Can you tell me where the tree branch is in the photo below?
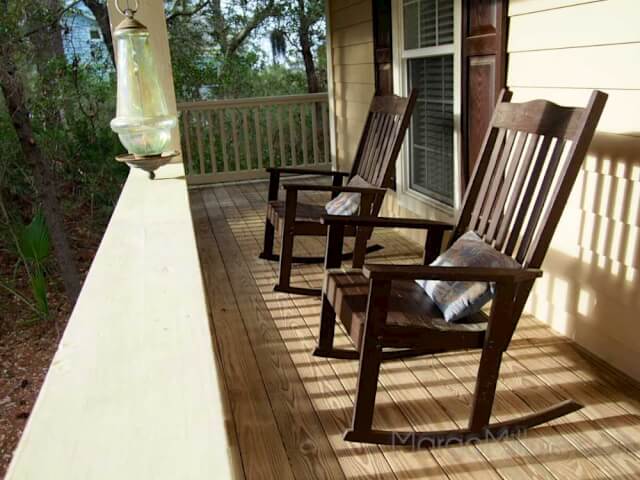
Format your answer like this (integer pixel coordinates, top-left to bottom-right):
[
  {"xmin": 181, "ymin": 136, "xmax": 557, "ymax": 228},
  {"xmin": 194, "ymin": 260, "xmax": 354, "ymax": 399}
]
[
  {"xmin": 225, "ymin": 0, "xmax": 276, "ymax": 57},
  {"xmin": 166, "ymin": 0, "xmax": 209, "ymax": 24}
]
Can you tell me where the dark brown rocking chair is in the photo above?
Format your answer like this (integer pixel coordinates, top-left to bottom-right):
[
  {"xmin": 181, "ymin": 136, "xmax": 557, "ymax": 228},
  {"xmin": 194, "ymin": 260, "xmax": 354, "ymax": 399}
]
[
  {"xmin": 259, "ymin": 91, "xmax": 417, "ymax": 296},
  {"xmin": 314, "ymin": 89, "xmax": 607, "ymax": 447}
]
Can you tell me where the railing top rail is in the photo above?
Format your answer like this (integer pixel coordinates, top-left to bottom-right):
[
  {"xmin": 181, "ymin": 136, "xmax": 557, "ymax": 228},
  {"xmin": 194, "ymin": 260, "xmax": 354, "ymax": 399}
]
[
  {"xmin": 177, "ymin": 92, "xmax": 328, "ymax": 111},
  {"xmin": 5, "ymin": 164, "xmax": 235, "ymax": 480}
]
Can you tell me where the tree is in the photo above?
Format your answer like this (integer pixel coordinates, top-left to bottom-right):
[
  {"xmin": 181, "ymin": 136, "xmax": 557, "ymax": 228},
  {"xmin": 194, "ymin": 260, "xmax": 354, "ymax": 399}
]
[
  {"xmin": 0, "ymin": 0, "xmax": 81, "ymax": 304},
  {"xmin": 294, "ymin": 0, "xmax": 324, "ymax": 93},
  {"xmin": 209, "ymin": 0, "xmax": 278, "ymax": 60},
  {"xmin": 269, "ymin": 0, "xmax": 326, "ymax": 93}
]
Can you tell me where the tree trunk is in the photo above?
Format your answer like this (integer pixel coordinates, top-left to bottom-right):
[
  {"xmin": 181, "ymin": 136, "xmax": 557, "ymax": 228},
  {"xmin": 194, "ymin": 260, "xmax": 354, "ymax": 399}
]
[
  {"xmin": 0, "ymin": 49, "xmax": 81, "ymax": 304},
  {"xmin": 297, "ymin": 0, "xmax": 320, "ymax": 93},
  {"xmin": 82, "ymin": 0, "xmax": 115, "ymax": 68}
]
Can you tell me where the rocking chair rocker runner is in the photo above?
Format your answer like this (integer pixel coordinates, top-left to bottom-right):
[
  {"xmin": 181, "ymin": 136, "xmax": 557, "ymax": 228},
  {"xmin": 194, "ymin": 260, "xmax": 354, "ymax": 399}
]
[
  {"xmin": 259, "ymin": 91, "xmax": 418, "ymax": 296},
  {"xmin": 314, "ymin": 89, "xmax": 607, "ymax": 447}
]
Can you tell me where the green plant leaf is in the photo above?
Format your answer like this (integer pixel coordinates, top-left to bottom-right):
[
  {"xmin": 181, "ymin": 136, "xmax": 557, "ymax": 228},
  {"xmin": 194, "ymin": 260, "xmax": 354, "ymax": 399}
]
[
  {"xmin": 17, "ymin": 211, "xmax": 50, "ymax": 263},
  {"xmin": 30, "ymin": 267, "xmax": 49, "ymax": 317}
]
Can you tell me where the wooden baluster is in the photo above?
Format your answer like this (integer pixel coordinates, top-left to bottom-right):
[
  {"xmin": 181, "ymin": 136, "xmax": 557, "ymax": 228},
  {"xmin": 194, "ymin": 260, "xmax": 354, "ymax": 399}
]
[
  {"xmin": 231, "ymin": 109, "xmax": 240, "ymax": 171},
  {"xmin": 206, "ymin": 111, "xmax": 217, "ymax": 173},
  {"xmin": 288, "ymin": 105, "xmax": 296, "ymax": 166},
  {"xmin": 242, "ymin": 109, "xmax": 252, "ymax": 170},
  {"xmin": 300, "ymin": 103, "xmax": 309, "ymax": 167},
  {"xmin": 278, "ymin": 106, "xmax": 286, "ymax": 166},
  {"xmin": 311, "ymin": 101, "xmax": 319, "ymax": 165},
  {"xmin": 322, "ymin": 101, "xmax": 329, "ymax": 164},
  {"xmin": 266, "ymin": 108, "xmax": 275, "ymax": 168},
  {"xmin": 219, "ymin": 109, "xmax": 229, "ymax": 174},
  {"xmin": 254, "ymin": 108, "xmax": 263, "ymax": 170},
  {"xmin": 181, "ymin": 110, "xmax": 193, "ymax": 174},
  {"xmin": 194, "ymin": 111, "xmax": 206, "ymax": 174}
]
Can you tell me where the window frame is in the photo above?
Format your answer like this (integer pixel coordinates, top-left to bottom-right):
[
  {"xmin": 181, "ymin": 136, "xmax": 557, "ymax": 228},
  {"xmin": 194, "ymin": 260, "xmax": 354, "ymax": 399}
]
[{"xmin": 391, "ymin": 0, "xmax": 463, "ymax": 215}]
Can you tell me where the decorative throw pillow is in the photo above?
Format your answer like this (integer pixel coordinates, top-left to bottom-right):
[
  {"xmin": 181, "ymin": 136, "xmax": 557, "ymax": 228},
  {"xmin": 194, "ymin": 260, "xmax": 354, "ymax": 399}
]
[
  {"xmin": 325, "ymin": 175, "xmax": 372, "ymax": 216},
  {"xmin": 416, "ymin": 231, "xmax": 521, "ymax": 323}
]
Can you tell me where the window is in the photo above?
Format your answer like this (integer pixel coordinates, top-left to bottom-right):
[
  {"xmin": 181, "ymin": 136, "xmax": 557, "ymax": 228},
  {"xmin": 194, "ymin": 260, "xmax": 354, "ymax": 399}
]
[{"xmin": 401, "ymin": 0, "xmax": 455, "ymax": 206}]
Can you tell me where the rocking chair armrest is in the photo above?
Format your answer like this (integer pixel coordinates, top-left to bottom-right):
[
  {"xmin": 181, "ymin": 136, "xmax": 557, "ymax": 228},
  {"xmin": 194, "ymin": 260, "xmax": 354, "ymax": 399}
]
[
  {"xmin": 321, "ymin": 215, "xmax": 454, "ymax": 231},
  {"xmin": 362, "ymin": 264, "xmax": 543, "ymax": 283},
  {"xmin": 282, "ymin": 184, "xmax": 387, "ymax": 195},
  {"xmin": 266, "ymin": 167, "xmax": 350, "ymax": 177}
]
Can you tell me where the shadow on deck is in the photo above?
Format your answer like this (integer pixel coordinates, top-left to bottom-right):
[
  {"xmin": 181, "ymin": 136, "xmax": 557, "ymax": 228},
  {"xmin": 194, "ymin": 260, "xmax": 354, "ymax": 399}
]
[{"xmin": 189, "ymin": 179, "xmax": 640, "ymax": 480}]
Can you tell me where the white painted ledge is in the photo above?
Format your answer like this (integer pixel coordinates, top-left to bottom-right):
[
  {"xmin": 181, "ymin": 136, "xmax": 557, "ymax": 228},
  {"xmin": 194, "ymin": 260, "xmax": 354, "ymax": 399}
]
[{"xmin": 6, "ymin": 163, "xmax": 233, "ymax": 480}]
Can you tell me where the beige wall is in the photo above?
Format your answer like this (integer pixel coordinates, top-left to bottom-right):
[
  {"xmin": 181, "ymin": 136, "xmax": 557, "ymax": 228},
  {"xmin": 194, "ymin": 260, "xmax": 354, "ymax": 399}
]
[
  {"xmin": 507, "ymin": 0, "xmax": 640, "ymax": 381},
  {"xmin": 327, "ymin": 0, "xmax": 640, "ymax": 381},
  {"xmin": 328, "ymin": 0, "xmax": 376, "ymax": 172}
]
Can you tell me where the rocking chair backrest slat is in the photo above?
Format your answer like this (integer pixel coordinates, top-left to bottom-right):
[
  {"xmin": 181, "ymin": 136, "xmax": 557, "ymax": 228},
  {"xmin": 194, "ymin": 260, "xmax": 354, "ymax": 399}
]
[
  {"xmin": 477, "ymin": 129, "xmax": 518, "ymax": 235},
  {"xmin": 493, "ymin": 133, "xmax": 541, "ymax": 251},
  {"xmin": 468, "ymin": 128, "xmax": 508, "ymax": 231},
  {"xmin": 514, "ymin": 138, "xmax": 567, "ymax": 264},
  {"xmin": 485, "ymin": 131, "xmax": 529, "ymax": 241},
  {"xmin": 349, "ymin": 91, "xmax": 418, "ymax": 205},
  {"xmin": 500, "ymin": 135, "xmax": 552, "ymax": 255},
  {"xmin": 453, "ymin": 89, "xmax": 608, "ymax": 273}
]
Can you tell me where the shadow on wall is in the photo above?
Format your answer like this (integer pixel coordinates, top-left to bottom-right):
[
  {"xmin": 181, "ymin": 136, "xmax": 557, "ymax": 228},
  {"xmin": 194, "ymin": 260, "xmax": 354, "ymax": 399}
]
[{"xmin": 528, "ymin": 131, "xmax": 640, "ymax": 379}]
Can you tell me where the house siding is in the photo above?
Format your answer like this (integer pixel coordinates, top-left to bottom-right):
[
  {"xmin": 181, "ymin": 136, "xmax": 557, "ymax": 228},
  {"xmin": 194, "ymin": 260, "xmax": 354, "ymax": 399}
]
[
  {"xmin": 506, "ymin": 0, "xmax": 640, "ymax": 381},
  {"xmin": 328, "ymin": 0, "xmax": 376, "ymax": 172}
]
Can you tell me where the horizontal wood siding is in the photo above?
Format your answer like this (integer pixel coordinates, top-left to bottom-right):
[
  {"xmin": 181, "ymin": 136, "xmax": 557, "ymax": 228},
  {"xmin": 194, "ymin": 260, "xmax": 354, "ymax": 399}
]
[
  {"xmin": 506, "ymin": 0, "xmax": 640, "ymax": 381},
  {"xmin": 329, "ymin": 0, "xmax": 375, "ymax": 172}
]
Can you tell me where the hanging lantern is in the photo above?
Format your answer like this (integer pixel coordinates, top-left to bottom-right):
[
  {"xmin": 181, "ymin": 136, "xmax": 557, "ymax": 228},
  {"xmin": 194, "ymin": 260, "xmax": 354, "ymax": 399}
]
[{"xmin": 111, "ymin": 0, "xmax": 178, "ymax": 178}]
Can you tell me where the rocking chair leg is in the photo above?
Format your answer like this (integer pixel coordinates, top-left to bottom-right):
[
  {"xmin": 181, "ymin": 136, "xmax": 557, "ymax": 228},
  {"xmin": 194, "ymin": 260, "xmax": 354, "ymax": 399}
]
[
  {"xmin": 259, "ymin": 218, "xmax": 276, "ymax": 260},
  {"xmin": 276, "ymin": 227, "xmax": 294, "ymax": 291},
  {"xmin": 312, "ymin": 294, "xmax": 337, "ymax": 357},
  {"xmin": 469, "ymin": 347, "xmax": 504, "ymax": 432},
  {"xmin": 345, "ymin": 279, "xmax": 390, "ymax": 439},
  {"xmin": 346, "ymin": 337, "xmax": 382, "ymax": 437}
]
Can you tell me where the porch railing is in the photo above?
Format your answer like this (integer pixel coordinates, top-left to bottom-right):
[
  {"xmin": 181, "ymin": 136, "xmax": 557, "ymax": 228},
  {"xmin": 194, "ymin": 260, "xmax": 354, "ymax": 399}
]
[{"xmin": 178, "ymin": 93, "xmax": 332, "ymax": 185}]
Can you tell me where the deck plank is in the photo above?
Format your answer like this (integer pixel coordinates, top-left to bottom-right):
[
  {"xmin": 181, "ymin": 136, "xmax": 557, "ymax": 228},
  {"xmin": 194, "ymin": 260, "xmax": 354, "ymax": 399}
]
[
  {"xmin": 191, "ymin": 191, "xmax": 296, "ymax": 480},
  {"xmin": 191, "ymin": 179, "xmax": 640, "ymax": 480}
]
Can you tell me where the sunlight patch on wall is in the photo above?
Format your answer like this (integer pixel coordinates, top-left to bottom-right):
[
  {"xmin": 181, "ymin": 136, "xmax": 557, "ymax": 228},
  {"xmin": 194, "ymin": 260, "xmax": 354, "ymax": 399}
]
[{"xmin": 577, "ymin": 288, "xmax": 593, "ymax": 317}]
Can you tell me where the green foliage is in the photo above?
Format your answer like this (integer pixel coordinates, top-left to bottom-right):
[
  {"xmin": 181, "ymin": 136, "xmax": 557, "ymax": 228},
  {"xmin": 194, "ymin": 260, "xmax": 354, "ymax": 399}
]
[
  {"xmin": 166, "ymin": 0, "xmax": 327, "ymax": 101},
  {"xmin": 17, "ymin": 211, "xmax": 50, "ymax": 263},
  {"xmin": 10, "ymin": 211, "xmax": 51, "ymax": 318}
]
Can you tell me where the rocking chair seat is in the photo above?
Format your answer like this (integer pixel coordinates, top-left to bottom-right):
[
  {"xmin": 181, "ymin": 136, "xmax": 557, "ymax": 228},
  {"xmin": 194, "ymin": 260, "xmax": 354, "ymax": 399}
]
[
  {"xmin": 267, "ymin": 200, "xmax": 357, "ymax": 236},
  {"xmin": 325, "ymin": 269, "xmax": 487, "ymax": 349}
]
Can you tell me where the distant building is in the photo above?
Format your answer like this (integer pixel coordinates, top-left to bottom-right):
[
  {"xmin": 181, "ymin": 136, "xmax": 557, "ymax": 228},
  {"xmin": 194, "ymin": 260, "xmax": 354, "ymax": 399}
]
[{"xmin": 62, "ymin": 4, "xmax": 108, "ymax": 65}]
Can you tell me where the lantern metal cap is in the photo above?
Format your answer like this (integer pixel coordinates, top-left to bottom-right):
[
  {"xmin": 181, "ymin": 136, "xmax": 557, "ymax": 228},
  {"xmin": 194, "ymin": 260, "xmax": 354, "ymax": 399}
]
[
  {"xmin": 114, "ymin": 0, "xmax": 146, "ymax": 33},
  {"xmin": 115, "ymin": 16, "xmax": 148, "ymax": 33}
]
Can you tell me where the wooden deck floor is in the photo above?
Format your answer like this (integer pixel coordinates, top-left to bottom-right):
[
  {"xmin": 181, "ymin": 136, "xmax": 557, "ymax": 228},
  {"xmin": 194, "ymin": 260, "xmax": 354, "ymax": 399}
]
[{"xmin": 190, "ymin": 180, "xmax": 640, "ymax": 480}]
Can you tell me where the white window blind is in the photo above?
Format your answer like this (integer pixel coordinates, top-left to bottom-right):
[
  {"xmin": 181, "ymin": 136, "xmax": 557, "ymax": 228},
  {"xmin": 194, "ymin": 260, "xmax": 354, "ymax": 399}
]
[{"xmin": 403, "ymin": 0, "xmax": 454, "ymax": 206}]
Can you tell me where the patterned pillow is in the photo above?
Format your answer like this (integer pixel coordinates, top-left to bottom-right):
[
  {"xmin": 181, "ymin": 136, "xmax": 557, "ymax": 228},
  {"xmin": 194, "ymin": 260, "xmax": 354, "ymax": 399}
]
[
  {"xmin": 325, "ymin": 175, "xmax": 372, "ymax": 216},
  {"xmin": 415, "ymin": 231, "xmax": 521, "ymax": 323}
]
